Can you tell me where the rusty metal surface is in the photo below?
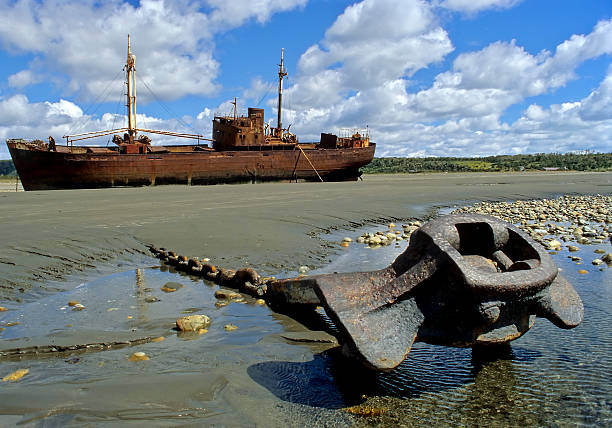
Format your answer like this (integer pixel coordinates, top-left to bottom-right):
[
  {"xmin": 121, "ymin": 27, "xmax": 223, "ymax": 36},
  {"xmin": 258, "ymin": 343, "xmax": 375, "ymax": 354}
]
[
  {"xmin": 270, "ymin": 214, "xmax": 584, "ymax": 371},
  {"xmin": 7, "ymin": 140, "xmax": 375, "ymax": 190}
]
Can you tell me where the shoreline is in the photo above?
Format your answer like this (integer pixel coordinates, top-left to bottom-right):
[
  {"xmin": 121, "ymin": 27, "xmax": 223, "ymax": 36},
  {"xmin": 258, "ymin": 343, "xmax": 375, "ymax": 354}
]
[{"xmin": 0, "ymin": 172, "xmax": 610, "ymax": 302}]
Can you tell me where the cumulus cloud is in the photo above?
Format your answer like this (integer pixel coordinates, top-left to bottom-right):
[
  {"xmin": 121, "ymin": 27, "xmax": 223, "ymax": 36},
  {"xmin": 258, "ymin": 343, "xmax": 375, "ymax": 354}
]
[
  {"xmin": 0, "ymin": 0, "xmax": 306, "ymax": 100},
  {"xmin": 280, "ymin": 7, "xmax": 612, "ymax": 157},
  {"xmin": 438, "ymin": 0, "xmax": 522, "ymax": 14},
  {"xmin": 8, "ymin": 70, "xmax": 41, "ymax": 88},
  {"xmin": 206, "ymin": 0, "xmax": 307, "ymax": 28},
  {"xmin": 1, "ymin": 0, "xmax": 611, "ymax": 160}
]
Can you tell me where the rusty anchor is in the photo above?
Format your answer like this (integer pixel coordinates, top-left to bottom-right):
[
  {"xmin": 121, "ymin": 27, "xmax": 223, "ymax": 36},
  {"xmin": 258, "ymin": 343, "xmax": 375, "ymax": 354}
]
[{"xmin": 267, "ymin": 213, "xmax": 583, "ymax": 371}]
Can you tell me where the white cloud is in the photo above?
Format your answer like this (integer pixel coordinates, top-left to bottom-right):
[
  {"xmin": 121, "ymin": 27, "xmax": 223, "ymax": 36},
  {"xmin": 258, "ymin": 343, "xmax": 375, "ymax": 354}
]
[
  {"xmin": 438, "ymin": 0, "xmax": 522, "ymax": 14},
  {"xmin": 8, "ymin": 70, "xmax": 40, "ymax": 88},
  {"xmin": 0, "ymin": 0, "xmax": 307, "ymax": 102},
  {"xmin": 206, "ymin": 0, "xmax": 307, "ymax": 28},
  {"xmin": 281, "ymin": 11, "xmax": 612, "ymax": 157},
  {"xmin": 580, "ymin": 67, "xmax": 612, "ymax": 121}
]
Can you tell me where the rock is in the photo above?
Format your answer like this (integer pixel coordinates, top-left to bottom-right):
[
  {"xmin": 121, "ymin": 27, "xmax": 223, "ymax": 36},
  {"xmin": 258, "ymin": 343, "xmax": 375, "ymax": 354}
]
[
  {"xmin": 215, "ymin": 289, "xmax": 241, "ymax": 300},
  {"xmin": 602, "ymin": 253, "xmax": 612, "ymax": 263},
  {"xmin": 578, "ymin": 269, "xmax": 588, "ymax": 274},
  {"xmin": 128, "ymin": 352, "xmax": 149, "ymax": 361},
  {"xmin": 0, "ymin": 307, "xmax": 6, "ymax": 312},
  {"xmin": 234, "ymin": 268, "xmax": 260, "ymax": 285},
  {"xmin": 594, "ymin": 249, "xmax": 606, "ymax": 254},
  {"xmin": 72, "ymin": 304, "xmax": 85, "ymax": 311},
  {"xmin": 256, "ymin": 299, "xmax": 266, "ymax": 305},
  {"xmin": 548, "ymin": 240, "xmax": 562, "ymax": 250},
  {"xmin": 224, "ymin": 324, "xmax": 238, "ymax": 331},
  {"xmin": 342, "ymin": 237, "xmax": 353, "ymax": 242},
  {"xmin": 388, "ymin": 223, "xmax": 395, "ymax": 228},
  {"xmin": 2, "ymin": 369, "xmax": 29, "ymax": 382},
  {"xmin": 298, "ymin": 266, "xmax": 309, "ymax": 274},
  {"xmin": 592, "ymin": 259, "xmax": 603, "ymax": 266},
  {"xmin": 176, "ymin": 315, "xmax": 211, "ymax": 332},
  {"xmin": 145, "ymin": 296, "xmax": 160, "ymax": 303},
  {"xmin": 68, "ymin": 300, "xmax": 80, "ymax": 307},
  {"xmin": 151, "ymin": 336, "xmax": 165, "ymax": 342},
  {"xmin": 161, "ymin": 282, "xmax": 183, "ymax": 293},
  {"xmin": 369, "ymin": 236, "xmax": 382, "ymax": 245},
  {"xmin": 568, "ymin": 246, "xmax": 580, "ymax": 252}
]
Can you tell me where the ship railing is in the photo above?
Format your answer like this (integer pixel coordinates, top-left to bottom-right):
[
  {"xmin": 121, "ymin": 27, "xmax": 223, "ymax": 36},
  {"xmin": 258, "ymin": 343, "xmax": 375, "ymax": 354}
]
[
  {"xmin": 63, "ymin": 128, "xmax": 211, "ymax": 147},
  {"xmin": 339, "ymin": 127, "xmax": 370, "ymax": 140}
]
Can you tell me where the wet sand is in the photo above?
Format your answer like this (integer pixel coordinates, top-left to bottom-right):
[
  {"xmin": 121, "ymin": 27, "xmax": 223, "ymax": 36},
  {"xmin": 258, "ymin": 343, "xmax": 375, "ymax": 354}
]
[
  {"xmin": 0, "ymin": 171, "xmax": 610, "ymax": 301},
  {"xmin": 0, "ymin": 171, "xmax": 610, "ymax": 426}
]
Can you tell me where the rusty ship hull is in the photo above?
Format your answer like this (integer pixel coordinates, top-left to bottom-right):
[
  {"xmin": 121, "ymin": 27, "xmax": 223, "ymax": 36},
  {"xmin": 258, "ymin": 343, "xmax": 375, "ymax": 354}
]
[{"xmin": 7, "ymin": 140, "xmax": 375, "ymax": 190}]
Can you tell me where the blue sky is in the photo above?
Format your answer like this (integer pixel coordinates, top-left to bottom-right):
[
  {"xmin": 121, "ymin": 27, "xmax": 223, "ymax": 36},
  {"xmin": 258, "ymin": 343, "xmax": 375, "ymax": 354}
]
[{"xmin": 0, "ymin": 0, "xmax": 611, "ymax": 159}]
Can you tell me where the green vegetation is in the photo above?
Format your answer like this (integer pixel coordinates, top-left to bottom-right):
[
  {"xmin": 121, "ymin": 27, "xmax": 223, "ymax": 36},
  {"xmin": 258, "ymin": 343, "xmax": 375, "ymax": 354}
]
[
  {"xmin": 0, "ymin": 160, "xmax": 16, "ymax": 177},
  {"xmin": 362, "ymin": 152, "xmax": 612, "ymax": 174}
]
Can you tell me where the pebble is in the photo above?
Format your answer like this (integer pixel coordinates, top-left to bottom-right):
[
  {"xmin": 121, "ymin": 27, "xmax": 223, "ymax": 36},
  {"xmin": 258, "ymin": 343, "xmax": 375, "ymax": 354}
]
[
  {"xmin": 214, "ymin": 290, "xmax": 241, "ymax": 300},
  {"xmin": 161, "ymin": 282, "xmax": 183, "ymax": 293},
  {"xmin": 256, "ymin": 299, "xmax": 266, "ymax": 305},
  {"xmin": 342, "ymin": 237, "xmax": 353, "ymax": 242},
  {"xmin": 2, "ymin": 369, "xmax": 29, "ymax": 382},
  {"xmin": 340, "ymin": 242, "xmax": 350, "ymax": 247},
  {"xmin": 452, "ymin": 195, "xmax": 611, "ymax": 248},
  {"xmin": 176, "ymin": 315, "xmax": 211, "ymax": 332},
  {"xmin": 224, "ymin": 324, "xmax": 238, "ymax": 331},
  {"xmin": 298, "ymin": 266, "xmax": 309, "ymax": 274},
  {"xmin": 128, "ymin": 352, "xmax": 149, "ymax": 361},
  {"xmin": 0, "ymin": 307, "xmax": 6, "ymax": 312},
  {"xmin": 568, "ymin": 246, "xmax": 580, "ymax": 252},
  {"xmin": 68, "ymin": 301, "xmax": 80, "ymax": 307},
  {"xmin": 72, "ymin": 304, "xmax": 85, "ymax": 311},
  {"xmin": 151, "ymin": 336, "xmax": 165, "ymax": 343},
  {"xmin": 578, "ymin": 269, "xmax": 588, "ymax": 274},
  {"xmin": 592, "ymin": 259, "xmax": 603, "ymax": 265}
]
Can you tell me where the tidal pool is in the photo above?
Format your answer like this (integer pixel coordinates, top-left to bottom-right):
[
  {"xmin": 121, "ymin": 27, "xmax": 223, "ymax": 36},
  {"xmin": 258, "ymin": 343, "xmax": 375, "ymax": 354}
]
[{"xmin": 0, "ymin": 224, "xmax": 609, "ymax": 427}]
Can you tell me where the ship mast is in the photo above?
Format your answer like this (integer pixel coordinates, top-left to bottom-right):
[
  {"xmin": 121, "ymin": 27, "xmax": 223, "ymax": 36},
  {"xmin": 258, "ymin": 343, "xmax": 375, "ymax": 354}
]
[
  {"xmin": 125, "ymin": 35, "xmax": 137, "ymax": 142},
  {"xmin": 277, "ymin": 48, "xmax": 287, "ymax": 138}
]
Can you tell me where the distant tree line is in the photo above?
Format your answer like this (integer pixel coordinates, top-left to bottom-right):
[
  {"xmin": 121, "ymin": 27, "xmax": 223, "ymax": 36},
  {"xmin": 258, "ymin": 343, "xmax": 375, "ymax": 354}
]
[{"xmin": 361, "ymin": 152, "xmax": 612, "ymax": 174}]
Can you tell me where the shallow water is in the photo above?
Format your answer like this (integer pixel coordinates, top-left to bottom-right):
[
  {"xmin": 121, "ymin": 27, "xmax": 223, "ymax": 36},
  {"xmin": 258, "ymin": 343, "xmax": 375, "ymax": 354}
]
[{"xmin": 0, "ymin": 223, "xmax": 610, "ymax": 426}]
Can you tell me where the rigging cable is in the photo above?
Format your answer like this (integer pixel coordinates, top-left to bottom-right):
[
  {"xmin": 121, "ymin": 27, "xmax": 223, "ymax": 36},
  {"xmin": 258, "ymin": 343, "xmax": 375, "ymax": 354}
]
[
  {"xmin": 256, "ymin": 81, "xmax": 274, "ymax": 107},
  {"xmin": 66, "ymin": 69, "xmax": 124, "ymax": 136},
  {"xmin": 137, "ymin": 74, "xmax": 200, "ymax": 134}
]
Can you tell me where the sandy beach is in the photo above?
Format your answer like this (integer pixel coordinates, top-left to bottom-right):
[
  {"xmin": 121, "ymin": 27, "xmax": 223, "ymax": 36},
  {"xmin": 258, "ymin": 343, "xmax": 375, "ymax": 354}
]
[
  {"xmin": 0, "ymin": 171, "xmax": 610, "ymax": 426},
  {"xmin": 1, "ymin": 171, "xmax": 610, "ymax": 301}
]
